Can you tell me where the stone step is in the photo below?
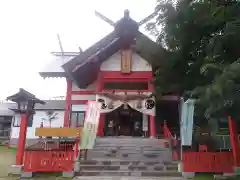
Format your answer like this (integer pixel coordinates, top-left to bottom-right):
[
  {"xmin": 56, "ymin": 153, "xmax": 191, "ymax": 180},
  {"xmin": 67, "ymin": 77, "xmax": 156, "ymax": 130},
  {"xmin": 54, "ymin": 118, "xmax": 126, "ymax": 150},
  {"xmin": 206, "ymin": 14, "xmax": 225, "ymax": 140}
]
[
  {"xmin": 78, "ymin": 159, "xmax": 178, "ymax": 166},
  {"xmin": 86, "ymin": 157, "xmax": 172, "ymax": 163},
  {"xmin": 74, "ymin": 176, "xmax": 183, "ymax": 180},
  {"xmin": 93, "ymin": 146, "xmax": 170, "ymax": 151},
  {"xmin": 95, "ymin": 137, "xmax": 168, "ymax": 141},
  {"xmin": 88, "ymin": 150, "xmax": 172, "ymax": 156},
  {"xmin": 79, "ymin": 164, "xmax": 178, "ymax": 171},
  {"xmin": 77, "ymin": 137, "xmax": 178, "ymax": 178},
  {"xmin": 77, "ymin": 170, "xmax": 182, "ymax": 177},
  {"xmin": 95, "ymin": 139, "xmax": 169, "ymax": 145},
  {"xmin": 94, "ymin": 143, "xmax": 169, "ymax": 148}
]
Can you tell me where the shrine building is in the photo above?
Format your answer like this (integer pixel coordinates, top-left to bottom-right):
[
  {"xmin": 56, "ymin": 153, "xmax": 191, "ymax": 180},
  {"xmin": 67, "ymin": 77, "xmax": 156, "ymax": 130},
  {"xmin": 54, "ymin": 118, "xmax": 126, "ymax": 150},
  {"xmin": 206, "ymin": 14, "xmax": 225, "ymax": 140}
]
[{"xmin": 39, "ymin": 10, "xmax": 180, "ymax": 138}]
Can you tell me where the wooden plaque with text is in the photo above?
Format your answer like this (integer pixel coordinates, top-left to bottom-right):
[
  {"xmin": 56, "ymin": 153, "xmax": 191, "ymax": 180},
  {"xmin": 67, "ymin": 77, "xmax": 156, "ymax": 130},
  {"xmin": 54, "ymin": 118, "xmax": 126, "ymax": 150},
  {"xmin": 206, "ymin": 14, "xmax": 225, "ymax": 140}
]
[{"xmin": 121, "ymin": 49, "xmax": 132, "ymax": 73}]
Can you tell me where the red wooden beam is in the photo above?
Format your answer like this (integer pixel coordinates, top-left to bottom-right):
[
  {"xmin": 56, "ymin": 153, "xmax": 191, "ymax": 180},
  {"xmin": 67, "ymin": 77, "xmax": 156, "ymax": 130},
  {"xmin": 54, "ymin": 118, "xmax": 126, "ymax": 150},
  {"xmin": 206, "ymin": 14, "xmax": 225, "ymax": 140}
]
[
  {"xmin": 101, "ymin": 71, "xmax": 153, "ymax": 79},
  {"xmin": 101, "ymin": 90, "xmax": 150, "ymax": 93}
]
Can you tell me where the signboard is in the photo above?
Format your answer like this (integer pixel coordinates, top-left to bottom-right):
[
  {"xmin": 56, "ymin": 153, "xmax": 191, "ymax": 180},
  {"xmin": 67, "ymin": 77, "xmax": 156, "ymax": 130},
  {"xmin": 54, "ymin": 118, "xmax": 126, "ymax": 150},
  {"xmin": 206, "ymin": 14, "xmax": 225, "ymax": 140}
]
[
  {"xmin": 80, "ymin": 101, "xmax": 101, "ymax": 149},
  {"xmin": 121, "ymin": 49, "xmax": 132, "ymax": 73}
]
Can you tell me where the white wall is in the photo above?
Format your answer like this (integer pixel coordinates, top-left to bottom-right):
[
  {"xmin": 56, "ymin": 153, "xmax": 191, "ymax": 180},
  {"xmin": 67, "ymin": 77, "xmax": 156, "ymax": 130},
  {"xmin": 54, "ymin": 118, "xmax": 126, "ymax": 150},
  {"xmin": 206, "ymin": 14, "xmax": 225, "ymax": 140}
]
[
  {"xmin": 71, "ymin": 95, "xmax": 96, "ymax": 101},
  {"xmin": 100, "ymin": 51, "xmax": 152, "ymax": 72},
  {"xmin": 71, "ymin": 104, "xmax": 87, "ymax": 111},
  {"xmin": 71, "ymin": 82, "xmax": 97, "ymax": 101},
  {"xmin": 11, "ymin": 110, "xmax": 64, "ymax": 139}
]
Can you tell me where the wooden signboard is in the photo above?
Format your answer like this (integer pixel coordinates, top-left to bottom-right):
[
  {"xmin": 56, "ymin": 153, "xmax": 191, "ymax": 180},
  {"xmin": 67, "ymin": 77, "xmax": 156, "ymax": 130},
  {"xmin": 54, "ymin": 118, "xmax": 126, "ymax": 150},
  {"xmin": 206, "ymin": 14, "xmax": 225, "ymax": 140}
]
[
  {"xmin": 121, "ymin": 49, "xmax": 132, "ymax": 73},
  {"xmin": 35, "ymin": 127, "xmax": 82, "ymax": 137}
]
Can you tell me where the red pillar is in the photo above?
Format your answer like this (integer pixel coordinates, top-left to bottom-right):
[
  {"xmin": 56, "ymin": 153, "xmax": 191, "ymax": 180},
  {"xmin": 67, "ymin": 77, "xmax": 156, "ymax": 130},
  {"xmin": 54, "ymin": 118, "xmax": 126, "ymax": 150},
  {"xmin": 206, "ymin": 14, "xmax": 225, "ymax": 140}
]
[
  {"xmin": 16, "ymin": 113, "xmax": 29, "ymax": 165},
  {"xmin": 229, "ymin": 116, "xmax": 239, "ymax": 166},
  {"xmin": 64, "ymin": 79, "xmax": 72, "ymax": 127},
  {"xmin": 96, "ymin": 72, "xmax": 104, "ymax": 136},
  {"xmin": 97, "ymin": 114, "xmax": 105, "ymax": 136},
  {"xmin": 149, "ymin": 115, "xmax": 156, "ymax": 138}
]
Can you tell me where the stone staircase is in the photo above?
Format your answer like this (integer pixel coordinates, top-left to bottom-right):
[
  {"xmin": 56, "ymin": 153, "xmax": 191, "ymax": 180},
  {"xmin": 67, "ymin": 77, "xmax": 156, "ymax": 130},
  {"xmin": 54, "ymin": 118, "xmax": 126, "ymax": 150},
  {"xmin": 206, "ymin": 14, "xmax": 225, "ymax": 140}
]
[{"xmin": 75, "ymin": 137, "xmax": 181, "ymax": 178}]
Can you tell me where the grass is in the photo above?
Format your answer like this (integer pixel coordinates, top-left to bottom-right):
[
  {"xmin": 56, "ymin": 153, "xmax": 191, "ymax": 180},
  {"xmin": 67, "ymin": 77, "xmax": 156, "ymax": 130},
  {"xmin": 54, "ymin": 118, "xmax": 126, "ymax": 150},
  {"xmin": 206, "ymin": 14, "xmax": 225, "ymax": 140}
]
[
  {"xmin": 0, "ymin": 146, "xmax": 15, "ymax": 178},
  {"xmin": 191, "ymin": 176, "xmax": 213, "ymax": 180}
]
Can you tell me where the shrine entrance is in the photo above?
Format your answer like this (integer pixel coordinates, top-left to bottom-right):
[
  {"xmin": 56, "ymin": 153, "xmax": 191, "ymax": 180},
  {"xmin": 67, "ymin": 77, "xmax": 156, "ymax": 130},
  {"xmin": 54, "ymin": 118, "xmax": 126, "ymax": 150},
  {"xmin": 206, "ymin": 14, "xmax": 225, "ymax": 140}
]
[{"xmin": 104, "ymin": 104, "xmax": 143, "ymax": 137}]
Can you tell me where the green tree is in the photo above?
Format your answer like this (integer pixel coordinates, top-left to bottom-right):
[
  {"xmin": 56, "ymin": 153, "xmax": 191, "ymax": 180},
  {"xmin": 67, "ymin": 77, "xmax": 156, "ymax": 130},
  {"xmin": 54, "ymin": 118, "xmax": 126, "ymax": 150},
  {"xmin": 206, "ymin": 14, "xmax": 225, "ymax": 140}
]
[{"xmin": 147, "ymin": 0, "xmax": 240, "ymax": 120}]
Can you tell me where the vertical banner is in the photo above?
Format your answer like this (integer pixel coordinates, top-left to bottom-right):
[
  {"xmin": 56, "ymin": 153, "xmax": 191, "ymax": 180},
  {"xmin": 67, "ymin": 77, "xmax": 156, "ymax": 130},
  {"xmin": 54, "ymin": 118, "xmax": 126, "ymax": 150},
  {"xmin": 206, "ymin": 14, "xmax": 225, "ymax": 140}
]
[
  {"xmin": 180, "ymin": 98, "xmax": 195, "ymax": 146},
  {"xmin": 80, "ymin": 101, "xmax": 101, "ymax": 149}
]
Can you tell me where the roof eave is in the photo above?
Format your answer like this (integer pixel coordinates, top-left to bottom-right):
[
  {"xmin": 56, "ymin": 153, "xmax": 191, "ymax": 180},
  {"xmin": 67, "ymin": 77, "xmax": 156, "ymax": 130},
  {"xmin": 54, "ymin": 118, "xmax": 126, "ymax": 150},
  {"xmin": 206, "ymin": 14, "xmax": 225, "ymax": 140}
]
[{"xmin": 39, "ymin": 72, "xmax": 67, "ymax": 78}]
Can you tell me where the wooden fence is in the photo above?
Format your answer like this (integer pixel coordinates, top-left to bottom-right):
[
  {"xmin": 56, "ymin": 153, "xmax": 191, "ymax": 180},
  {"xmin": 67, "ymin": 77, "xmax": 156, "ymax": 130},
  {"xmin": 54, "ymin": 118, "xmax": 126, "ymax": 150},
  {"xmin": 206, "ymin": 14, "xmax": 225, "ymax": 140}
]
[
  {"xmin": 182, "ymin": 152, "xmax": 234, "ymax": 173},
  {"xmin": 24, "ymin": 151, "xmax": 74, "ymax": 172}
]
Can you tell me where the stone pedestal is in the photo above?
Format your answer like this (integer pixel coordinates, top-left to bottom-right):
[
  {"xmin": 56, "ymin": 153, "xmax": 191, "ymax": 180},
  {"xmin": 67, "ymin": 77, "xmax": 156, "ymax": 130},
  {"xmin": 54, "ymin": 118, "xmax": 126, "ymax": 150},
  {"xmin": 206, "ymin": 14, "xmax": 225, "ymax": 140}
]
[
  {"xmin": 182, "ymin": 172, "xmax": 195, "ymax": 179},
  {"xmin": 62, "ymin": 171, "xmax": 74, "ymax": 177}
]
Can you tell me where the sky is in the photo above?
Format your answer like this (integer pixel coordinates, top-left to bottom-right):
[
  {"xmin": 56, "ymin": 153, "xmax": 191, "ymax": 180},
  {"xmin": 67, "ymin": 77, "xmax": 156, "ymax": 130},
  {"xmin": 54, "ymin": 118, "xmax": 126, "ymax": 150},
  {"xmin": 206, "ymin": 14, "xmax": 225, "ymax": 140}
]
[{"xmin": 0, "ymin": 0, "xmax": 156, "ymax": 100}]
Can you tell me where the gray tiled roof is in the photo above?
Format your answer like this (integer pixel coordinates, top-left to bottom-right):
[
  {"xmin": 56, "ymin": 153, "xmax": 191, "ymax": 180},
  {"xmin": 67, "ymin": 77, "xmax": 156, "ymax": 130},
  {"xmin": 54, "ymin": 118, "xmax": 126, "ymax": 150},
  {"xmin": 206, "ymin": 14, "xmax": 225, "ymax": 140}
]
[
  {"xmin": 0, "ymin": 103, "xmax": 16, "ymax": 116},
  {"xmin": 0, "ymin": 100, "xmax": 65, "ymax": 116},
  {"xmin": 35, "ymin": 100, "xmax": 65, "ymax": 110}
]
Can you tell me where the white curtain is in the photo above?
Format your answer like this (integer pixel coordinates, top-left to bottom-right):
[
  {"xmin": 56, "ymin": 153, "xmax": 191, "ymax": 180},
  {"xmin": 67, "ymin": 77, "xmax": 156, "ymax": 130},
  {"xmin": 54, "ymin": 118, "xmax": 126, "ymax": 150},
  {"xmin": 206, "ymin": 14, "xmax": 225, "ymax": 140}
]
[
  {"xmin": 127, "ymin": 97, "xmax": 155, "ymax": 116},
  {"xmin": 96, "ymin": 94, "xmax": 123, "ymax": 113},
  {"xmin": 96, "ymin": 93, "xmax": 155, "ymax": 116}
]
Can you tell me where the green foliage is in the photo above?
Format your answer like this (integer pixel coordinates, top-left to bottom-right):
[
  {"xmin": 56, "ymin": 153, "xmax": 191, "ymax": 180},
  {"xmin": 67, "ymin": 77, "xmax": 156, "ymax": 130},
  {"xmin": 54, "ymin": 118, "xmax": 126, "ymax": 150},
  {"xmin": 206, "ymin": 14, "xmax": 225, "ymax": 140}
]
[{"xmin": 148, "ymin": 0, "xmax": 240, "ymax": 120}]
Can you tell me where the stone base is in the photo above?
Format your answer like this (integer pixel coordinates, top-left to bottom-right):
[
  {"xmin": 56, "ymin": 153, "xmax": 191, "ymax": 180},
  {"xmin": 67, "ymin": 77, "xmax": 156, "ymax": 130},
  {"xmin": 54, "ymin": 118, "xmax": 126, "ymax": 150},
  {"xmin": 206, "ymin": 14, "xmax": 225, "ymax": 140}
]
[
  {"xmin": 9, "ymin": 164, "xmax": 22, "ymax": 176},
  {"xmin": 182, "ymin": 172, "xmax": 195, "ymax": 179},
  {"xmin": 74, "ymin": 161, "xmax": 80, "ymax": 172},
  {"xmin": 20, "ymin": 171, "xmax": 33, "ymax": 178},
  {"xmin": 149, "ymin": 136, "xmax": 156, "ymax": 139},
  {"xmin": 62, "ymin": 171, "xmax": 74, "ymax": 177},
  {"xmin": 178, "ymin": 162, "xmax": 183, "ymax": 172}
]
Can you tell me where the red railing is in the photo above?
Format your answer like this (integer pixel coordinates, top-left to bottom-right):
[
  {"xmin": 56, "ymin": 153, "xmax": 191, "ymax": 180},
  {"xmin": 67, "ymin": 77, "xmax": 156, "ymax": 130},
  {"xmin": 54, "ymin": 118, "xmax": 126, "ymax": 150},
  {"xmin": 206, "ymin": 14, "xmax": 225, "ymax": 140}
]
[
  {"xmin": 23, "ymin": 139, "xmax": 79, "ymax": 173},
  {"xmin": 163, "ymin": 120, "xmax": 173, "ymax": 139},
  {"xmin": 24, "ymin": 151, "xmax": 74, "ymax": 172},
  {"xmin": 163, "ymin": 120, "xmax": 179, "ymax": 160},
  {"xmin": 183, "ymin": 152, "xmax": 234, "ymax": 173}
]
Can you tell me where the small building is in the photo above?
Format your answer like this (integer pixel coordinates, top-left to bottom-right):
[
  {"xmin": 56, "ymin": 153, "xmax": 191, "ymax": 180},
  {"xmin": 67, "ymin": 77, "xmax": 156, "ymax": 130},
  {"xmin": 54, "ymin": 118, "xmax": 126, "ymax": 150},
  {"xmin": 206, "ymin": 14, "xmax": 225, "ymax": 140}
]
[
  {"xmin": 9, "ymin": 100, "xmax": 65, "ymax": 147},
  {"xmin": 0, "ymin": 102, "xmax": 14, "ymax": 142}
]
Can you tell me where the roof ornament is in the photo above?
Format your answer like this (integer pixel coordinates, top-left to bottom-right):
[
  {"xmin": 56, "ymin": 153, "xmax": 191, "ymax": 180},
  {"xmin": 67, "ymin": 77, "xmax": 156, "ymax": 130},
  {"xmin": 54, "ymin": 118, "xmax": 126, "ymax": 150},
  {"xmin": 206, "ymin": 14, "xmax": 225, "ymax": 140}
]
[
  {"xmin": 57, "ymin": 34, "xmax": 64, "ymax": 57},
  {"xmin": 94, "ymin": 9, "xmax": 158, "ymax": 27},
  {"xmin": 124, "ymin": 9, "xmax": 130, "ymax": 19}
]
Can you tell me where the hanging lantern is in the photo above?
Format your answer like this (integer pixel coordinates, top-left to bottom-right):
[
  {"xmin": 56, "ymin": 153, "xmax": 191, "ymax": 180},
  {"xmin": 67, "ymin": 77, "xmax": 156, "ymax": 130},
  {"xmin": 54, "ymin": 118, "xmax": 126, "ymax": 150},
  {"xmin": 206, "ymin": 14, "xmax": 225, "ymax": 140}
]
[
  {"xmin": 145, "ymin": 99, "xmax": 155, "ymax": 109},
  {"xmin": 98, "ymin": 98, "xmax": 105, "ymax": 103},
  {"xmin": 98, "ymin": 98, "xmax": 107, "ymax": 109}
]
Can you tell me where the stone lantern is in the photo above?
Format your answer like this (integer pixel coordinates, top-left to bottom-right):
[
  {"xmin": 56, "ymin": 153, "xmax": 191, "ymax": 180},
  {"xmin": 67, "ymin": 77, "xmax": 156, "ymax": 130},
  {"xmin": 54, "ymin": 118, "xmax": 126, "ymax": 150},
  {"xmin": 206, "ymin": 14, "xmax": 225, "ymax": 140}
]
[{"xmin": 7, "ymin": 88, "xmax": 45, "ymax": 165}]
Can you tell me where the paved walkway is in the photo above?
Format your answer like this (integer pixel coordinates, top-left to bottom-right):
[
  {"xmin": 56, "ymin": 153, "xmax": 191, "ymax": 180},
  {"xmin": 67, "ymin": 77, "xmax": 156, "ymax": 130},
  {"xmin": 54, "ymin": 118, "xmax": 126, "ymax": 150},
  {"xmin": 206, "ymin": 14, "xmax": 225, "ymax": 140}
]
[{"xmin": 74, "ymin": 177, "xmax": 183, "ymax": 180}]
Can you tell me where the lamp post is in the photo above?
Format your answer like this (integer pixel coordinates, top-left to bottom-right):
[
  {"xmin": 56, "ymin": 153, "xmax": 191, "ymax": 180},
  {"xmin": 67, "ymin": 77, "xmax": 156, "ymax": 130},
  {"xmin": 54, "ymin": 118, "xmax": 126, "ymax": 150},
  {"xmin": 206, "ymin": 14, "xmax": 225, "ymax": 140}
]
[{"xmin": 7, "ymin": 88, "xmax": 45, "ymax": 165}]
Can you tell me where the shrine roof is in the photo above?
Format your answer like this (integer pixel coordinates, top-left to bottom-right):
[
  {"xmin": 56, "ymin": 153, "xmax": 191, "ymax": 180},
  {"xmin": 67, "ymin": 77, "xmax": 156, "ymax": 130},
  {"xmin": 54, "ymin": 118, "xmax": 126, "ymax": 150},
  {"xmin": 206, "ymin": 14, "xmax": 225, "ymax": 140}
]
[
  {"xmin": 39, "ymin": 10, "xmax": 166, "ymax": 88},
  {"xmin": 62, "ymin": 14, "xmax": 165, "ymax": 88},
  {"xmin": 39, "ymin": 53, "xmax": 78, "ymax": 78}
]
